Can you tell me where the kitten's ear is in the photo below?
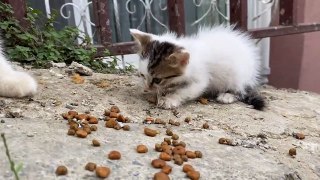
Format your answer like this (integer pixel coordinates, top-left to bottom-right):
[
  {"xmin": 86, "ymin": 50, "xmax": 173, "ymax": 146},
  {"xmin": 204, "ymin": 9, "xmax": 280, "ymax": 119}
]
[
  {"xmin": 168, "ymin": 51, "xmax": 190, "ymax": 67},
  {"xmin": 129, "ymin": 29, "xmax": 151, "ymax": 48}
]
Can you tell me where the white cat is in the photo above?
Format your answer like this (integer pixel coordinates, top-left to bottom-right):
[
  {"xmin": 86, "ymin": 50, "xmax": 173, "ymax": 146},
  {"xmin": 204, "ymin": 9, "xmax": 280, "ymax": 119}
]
[
  {"xmin": 0, "ymin": 41, "xmax": 37, "ymax": 98},
  {"xmin": 130, "ymin": 25, "xmax": 265, "ymax": 110}
]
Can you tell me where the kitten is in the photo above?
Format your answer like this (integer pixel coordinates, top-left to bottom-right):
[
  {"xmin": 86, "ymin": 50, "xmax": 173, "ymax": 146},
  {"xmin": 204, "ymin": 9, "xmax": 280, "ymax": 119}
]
[
  {"xmin": 130, "ymin": 25, "xmax": 265, "ymax": 110},
  {"xmin": 0, "ymin": 40, "xmax": 37, "ymax": 98}
]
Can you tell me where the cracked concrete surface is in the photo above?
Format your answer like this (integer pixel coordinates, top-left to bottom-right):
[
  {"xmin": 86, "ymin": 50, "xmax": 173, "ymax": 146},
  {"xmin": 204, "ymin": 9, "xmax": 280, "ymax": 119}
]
[{"xmin": 0, "ymin": 67, "xmax": 319, "ymax": 180}]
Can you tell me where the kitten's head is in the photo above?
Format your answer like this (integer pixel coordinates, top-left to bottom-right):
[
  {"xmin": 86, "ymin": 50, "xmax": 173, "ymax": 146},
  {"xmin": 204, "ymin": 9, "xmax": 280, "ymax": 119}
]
[{"xmin": 129, "ymin": 29, "xmax": 189, "ymax": 92}]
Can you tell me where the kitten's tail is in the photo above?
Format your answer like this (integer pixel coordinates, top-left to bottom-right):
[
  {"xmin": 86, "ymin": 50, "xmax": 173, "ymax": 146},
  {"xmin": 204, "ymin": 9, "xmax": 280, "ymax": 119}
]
[{"xmin": 239, "ymin": 88, "xmax": 265, "ymax": 111}]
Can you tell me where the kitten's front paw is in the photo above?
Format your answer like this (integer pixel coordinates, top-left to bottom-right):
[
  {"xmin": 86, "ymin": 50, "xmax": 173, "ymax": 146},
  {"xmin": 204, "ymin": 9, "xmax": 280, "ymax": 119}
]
[
  {"xmin": 157, "ymin": 97, "xmax": 181, "ymax": 109},
  {"xmin": 216, "ymin": 93, "xmax": 236, "ymax": 104}
]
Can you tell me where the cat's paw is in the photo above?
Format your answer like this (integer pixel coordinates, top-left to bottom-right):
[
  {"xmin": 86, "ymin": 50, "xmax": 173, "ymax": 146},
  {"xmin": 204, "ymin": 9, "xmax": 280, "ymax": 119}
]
[
  {"xmin": 216, "ymin": 93, "xmax": 236, "ymax": 104},
  {"xmin": 157, "ymin": 97, "xmax": 181, "ymax": 109}
]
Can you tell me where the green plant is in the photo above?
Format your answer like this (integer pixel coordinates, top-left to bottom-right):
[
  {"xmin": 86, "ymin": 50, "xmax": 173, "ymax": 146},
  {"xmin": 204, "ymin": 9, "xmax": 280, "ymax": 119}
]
[
  {"xmin": 0, "ymin": 2, "xmax": 132, "ymax": 73},
  {"xmin": 1, "ymin": 133, "xmax": 22, "ymax": 180}
]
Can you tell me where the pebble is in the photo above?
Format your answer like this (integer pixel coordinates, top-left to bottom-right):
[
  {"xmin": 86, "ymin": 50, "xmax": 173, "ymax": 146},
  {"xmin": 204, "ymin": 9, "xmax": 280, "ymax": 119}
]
[{"xmin": 69, "ymin": 62, "xmax": 93, "ymax": 76}]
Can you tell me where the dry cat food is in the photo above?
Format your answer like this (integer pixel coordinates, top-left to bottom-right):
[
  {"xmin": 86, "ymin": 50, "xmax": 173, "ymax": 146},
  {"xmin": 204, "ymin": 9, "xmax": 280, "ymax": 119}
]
[
  {"xmin": 173, "ymin": 146, "xmax": 186, "ymax": 155},
  {"xmin": 68, "ymin": 110, "xmax": 78, "ymax": 117},
  {"xmin": 85, "ymin": 162, "xmax": 96, "ymax": 171},
  {"xmin": 123, "ymin": 125, "xmax": 130, "ymax": 131},
  {"xmin": 161, "ymin": 165, "xmax": 172, "ymax": 174},
  {"xmin": 92, "ymin": 139, "xmax": 100, "ymax": 147},
  {"xmin": 174, "ymin": 155, "xmax": 184, "ymax": 165},
  {"xmin": 76, "ymin": 129, "xmax": 88, "ymax": 138},
  {"xmin": 154, "ymin": 172, "xmax": 170, "ymax": 180},
  {"xmin": 55, "ymin": 165, "xmax": 68, "ymax": 176},
  {"xmin": 105, "ymin": 118, "xmax": 117, "ymax": 128},
  {"xmin": 95, "ymin": 166, "xmax": 111, "ymax": 178},
  {"xmin": 88, "ymin": 117, "xmax": 98, "ymax": 124},
  {"xmin": 166, "ymin": 129, "xmax": 173, "ymax": 136},
  {"xmin": 144, "ymin": 117, "xmax": 154, "ymax": 124},
  {"xmin": 181, "ymin": 155, "xmax": 188, "ymax": 162},
  {"xmin": 294, "ymin": 133, "xmax": 305, "ymax": 140},
  {"xmin": 110, "ymin": 105, "xmax": 120, "ymax": 113},
  {"xmin": 202, "ymin": 123, "xmax": 209, "ymax": 129},
  {"xmin": 195, "ymin": 151, "xmax": 203, "ymax": 158},
  {"xmin": 289, "ymin": 148, "xmax": 297, "ymax": 156},
  {"xmin": 90, "ymin": 125, "xmax": 97, "ymax": 131},
  {"xmin": 67, "ymin": 129, "xmax": 76, "ymax": 136},
  {"xmin": 186, "ymin": 151, "xmax": 197, "ymax": 159},
  {"xmin": 137, "ymin": 145, "xmax": 148, "ymax": 153},
  {"xmin": 144, "ymin": 127, "xmax": 158, "ymax": 137},
  {"xmin": 187, "ymin": 170, "xmax": 200, "ymax": 180},
  {"xmin": 164, "ymin": 138, "xmax": 171, "ymax": 145},
  {"xmin": 159, "ymin": 152, "xmax": 172, "ymax": 161},
  {"xmin": 114, "ymin": 124, "xmax": 121, "ymax": 130},
  {"xmin": 155, "ymin": 118, "xmax": 165, "ymax": 124},
  {"xmin": 218, "ymin": 138, "xmax": 233, "ymax": 145},
  {"xmin": 71, "ymin": 73, "xmax": 85, "ymax": 84},
  {"xmin": 172, "ymin": 134, "xmax": 179, "ymax": 140},
  {"xmin": 76, "ymin": 113, "xmax": 88, "ymax": 120},
  {"xmin": 151, "ymin": 159, "xmax": 166, "ymax": 168},
  {"xmin": 199, "ymin": 97, "xmax": 208, "ymax": 105},
  {"xmin": 109, "ymin": 112, "xmax": 119, "ymax": 118},
  {"xmin": 169, "ymin": 119, "xmax": 180, "ymax": 126},
  {"xmin": 108, "ymin": 151, "xmax": 121, "ymax": 160},
  {"xmin": 184, "ymin": 117, "xmax": 192, "ymax": 123},
  {"xmin": 172, "ymin": 140, "xmax": 179, "ymax": 147},
  {"xmin": 183, "ymin": 164, "xmax": 195, "ymax": 173},
  {"xmin": 155, "ymin": 143, "xmax": 163, "ymax": 152},
  {"xmin": 178, "ymin": 141, "xmax": 186, "ymax": 148}
]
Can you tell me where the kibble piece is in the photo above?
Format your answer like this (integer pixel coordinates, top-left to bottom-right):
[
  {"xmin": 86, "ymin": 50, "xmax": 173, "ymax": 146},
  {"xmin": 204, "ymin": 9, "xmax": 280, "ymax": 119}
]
[
  {"xmin": 151, "ymin": 159, "xmax": 166, "ymax": 168},
  {"xmin": 295, "ymin": 133, "xmax": 305, "ymax": 140},
  {"xmin": 144, "ymin": 127, "xmax": 157, "ymax": 137},
  {"xmin": 159, "ymin": 152, "xmax": 172, "ymax": 161},
  {"xmin": 76, "ymin": 129, "xmax": 88, "ymax": 138},
  {"xmin": 218, "ymin": 138, "xmax": 232, "ymax": 145},
  {"xmin": 166, "ymin": 129, "xmax": 173, "ymax": 136},
  {"xmin": 161, "ymin": 141, "xmax": 168, "ymax": 146},
  {"xmin": 155, "ymin": 143, "xmax": 163, "ymax": 152},
  {"xmin": 172, "ymin": 134, "xmax": 179, "ymax": 140},
  {"xmin": 145, "ymin": 117, "xmax": 154, "ymax": 124},
  {"xmin": 137, "ymin": 145, "xmax": 148, "ymax": 153},
  {"xmin": 195, "ymin": 151, "xmax": 203, "ymax": 158},
  {"xmin": 76, "ymin": 114, "xmax": 88, "ymax": 120},
  {"xmin": 113, "ymin": 124, "xmax": 121, "ymax": 130},
  {"xmin": 181, "ymin": 155, "xmax": 188, "ymax": 162},
  {"xmin": 155, "ymin": 118, "xmax": 162, "ymax": 124},
  {"xmin": 174, "ymin": 156, "xmax": 183, "ymax": 165},
  {"xmin": 174, "ymin": 122, "xmax": 180, "ymax": 126},
  {"xmin": 173, "ymin": 146, "xmax": 186, "ymax": 155},
  {"xmin": 83, "ymin": 127, "xmax": 91, "ymax": 134},
  {"xmin": 92, "ymin": 139, "xmax": 100, "ymax": 147},
  {"xmin": 90, "ymin": 125, "xmax": 97, "ymax": 131},
  {"xmin": 117, "ymin": 114, "xmax": 126, "ymax": 122},
  {"xmin": 172, "ymin": 140, "xmax": 179, "ymax": 146},
  {"xmin": 55, "ymin": 165, "xmax": 68, "ymax": 176},
  {"xmin": 183, "ymin": 164, "xmax": 195, "ymax": 173},
  {"xmin": 105, "ymin": 118, "xmax": 117, "ymax": 128},
  {"xmin": 123, "ymin": 125, "xmax": 130, "ymax": 131},
  {"xmin": 178, "ymin": 141, "xmax": 186, "ymax": 148},
  {"xmin": 96, "ymin": 166, "xmax": 110, "ymax": 178},
  {"xmin": 161, "ymin": 165, "xmax": 172, "ymax": 174},
  {"xmin": 69, "ymin": 123, "xmax": 78, "ymax": 131},
  {"xmin": 186, "ymin": 151, "xmax": 196, "ymax": 159},
  {"xmin": 67, "ymin": 129, "xmax": 76, "ymax": 136},
  {"xmin": 62, "ymin": 113, "xmax": 69, "ymax": 120},
  {"xmin": 88, "ymin": 117, "xmax": 98, "ymax": 124},
  {"xmin": 108, "ymin": 151, "xmax": 121, "ymax": 160},
  {"xmin": 169, "ymin": 119, "xmax": 175, "ymax": 125},
  {"xmin": 199, "ymin": 97, "xmax": 208, "ymax": 105},
  {"xmin": 164, "ymin": 138, "xmax": 171, "ymax": 145},
  {"xmin": 85, "ymin": 162, "xmax": 96, "ymax": 171},
  {"xmin": 185, "ymin": 117, "xmax": 192, "ymax": 123},
  {"xmin": 202, "ymin": 122, "xmax": 209, "ymax": 129},
  {"xmin": 110, "ymin": 106, "xmax": 120, "ymax": 113},
  {"xmin": 289, "ymin": 148, "xmax": 297, "ymax": 156},
  {"xmin": 154, "ymin": 172, "xmax": 170, "ymax": 180},
  {"xmin": 187, "ymin": 170, "xmax": 200, "ymax": 180},
  {"xmin": 109, "ymin": 112, "xmax": 119, "ymax": 118}
]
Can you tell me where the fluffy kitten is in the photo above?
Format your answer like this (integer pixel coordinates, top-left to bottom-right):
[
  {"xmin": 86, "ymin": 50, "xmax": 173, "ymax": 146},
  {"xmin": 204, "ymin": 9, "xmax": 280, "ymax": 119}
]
[
  {"xmin": 130, "ymin": 25, "xmax": 265, "ymax": 110},
  {"xmin": 0, "ymin": 40, "xmax": 37, "ymax": 98}
]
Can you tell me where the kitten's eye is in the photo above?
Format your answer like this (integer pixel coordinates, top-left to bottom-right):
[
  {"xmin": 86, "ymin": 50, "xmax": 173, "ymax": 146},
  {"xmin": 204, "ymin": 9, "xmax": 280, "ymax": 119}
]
[{"xmin": 153, "ymin": 78, "xmax": 162, "ymax": 84}]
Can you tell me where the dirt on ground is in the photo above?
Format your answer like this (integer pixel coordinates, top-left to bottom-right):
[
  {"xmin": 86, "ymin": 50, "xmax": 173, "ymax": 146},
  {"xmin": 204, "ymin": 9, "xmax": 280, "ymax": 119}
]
[{"xmin": 0, "ymin": 66, "xmax": 319, "ymax": 180}]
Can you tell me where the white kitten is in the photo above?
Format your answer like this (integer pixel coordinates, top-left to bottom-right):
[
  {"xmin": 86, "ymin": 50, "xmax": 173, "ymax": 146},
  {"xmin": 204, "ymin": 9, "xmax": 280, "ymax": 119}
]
[
  {"xmin": 130, "ymin": 25, "xmax": 265, "ymax": 110},
  {"xmin": 0, "ymin": 40, "xmax": 37, "ymax": 98}
]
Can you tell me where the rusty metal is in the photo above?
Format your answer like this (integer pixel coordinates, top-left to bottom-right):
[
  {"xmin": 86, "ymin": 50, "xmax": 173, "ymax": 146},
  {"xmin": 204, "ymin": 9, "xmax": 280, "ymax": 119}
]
[
  {"xmin": 96, "ymin": 42, "xmax": 136, "ymax": 56},
  {"xmin": 279, "ymin": 0, "xmax": 294, "ymax": 25},
  {"xmin": 92, "ymin": 0, "xmax": 112, "ymax": 46},
  {"xmin": 250, "ymin": 23, "xmax": 320, "ymax": 39},
  {"xmin": 229, "ymin": 0, "xmax": 248, "ymax": 30},
  {"xmin": 167, "ymin": 0, "xmax": 185, "ymax": 36}
]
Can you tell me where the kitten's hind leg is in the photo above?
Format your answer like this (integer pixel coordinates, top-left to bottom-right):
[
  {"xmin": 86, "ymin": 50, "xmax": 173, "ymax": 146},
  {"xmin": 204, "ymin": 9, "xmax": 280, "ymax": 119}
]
[{"xmin": 216, "ymin": 93, "xmax": 237, "ymax": 104}]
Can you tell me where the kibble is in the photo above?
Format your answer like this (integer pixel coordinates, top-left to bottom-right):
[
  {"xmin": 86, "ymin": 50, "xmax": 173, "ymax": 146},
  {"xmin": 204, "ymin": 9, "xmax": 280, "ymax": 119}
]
[
  {"xmin": 76, "ymin": 129, "xmax": 88, "ymax": 138},
  {"xmin": 109, "ymin": 112, "xmax": 119, "ymax": 118},
  {"xmin": 202, "ymin": 122, "xmax": 209, "ymax": 129},
  {"xmin": 67, "ymin": 129, "xmax": 76, "ymax": 136},
  {"xmin": 104, "ymin": 110, "xmax": 110, "ymax": 116},
  {"xmin": 95, "ymin": 166, "xmax": 110, "ymax": 178},
  {"xmin": 154, "ymin": 172, "xmax": 170, "ymax": 180},
  {"xmin": 295, "ymin": 133, "xmax": 305, "ymax": 140},
  {"xmin": 183, "ymin": 164, "xmax": 195, "ymax": 173},
  {"xmin": 164, "ymin": 138, "xmax": 171, "ymax": 145},
  {"xmin": 185, "ymin": 117, "xmax": 191, "ymax": 123},
  {"xmin": 166, "ymin": 129, "xmax": 173, "ymax": 136},
  {"xmin": 195, "ymin": 151, "xmax": 203, "ymax": 158},
  {"xmin": 172, "ymin": 140, "xmax": 179, "ymax": 146},
  {"xmin": 173, "ymin": 146, "xmax": 186, "ymax": 155},
  {"xmin": 172, "ymin": 134, "xmax": 179, "ymax": 140},
  {"xmin": 218, "ymin": 138, "xmax": 232, "ymax": 145},
  {"xmin": 181, "ymin": 155, "xmax": 188, "ymax": 162},
  {"xmin": 161, "ymin": 165, "xmax": 172, "ymax": 174},
  {"xmin": 68, "ymin": 110, "xmax": 78, "ymax": 117},
  {"xmin": 117, "ymin": 114, "xmax": 126, "ymax": 122},
  {"xmin": 151, "ymin": 159, "xmax": 166, "ymax": 168},
  {"xmin": 123, "ymin": 125, "xmax": 130, "ymax": 131},
  {"xmin": 55, "ymin": 165, "xmax": 68, "ymax": 176},
  {"xmin": 110, "ymin": 105, "xmax": 120, "ymax": 113},
  {"xmin": 88, "ymin": 117, "xmax": 98, "ymax": 124},
  {"xmin": 155, "ymin": 143, "xmax": 163, "ymax": 152},
  {"xmin": 85, "ymin": 162, "xmax": 96, "ymax": 171},
  {"xmin": 92, "ymin": 139, "xmax": 100, "ymax": 147},
  {"xmin": 113, "ymin": 124, "xmax": 121, "ymax": 130},
  {"xmin": 174, "ymin": 156, "xmax": 183, "ymax": 165},
  {"xmin": 187, "ymin": 170, "xmax": 200, "ymax": 180},
  {"xmin": 105, "ymin": 118, "xmax": 117, "ymax": 128},
  {"xmin": 90, "ymin": 125, "xmax": 97, "ymax": 131},
  {"xmin": 289, "ymin": 148, "xmax": 297, "ymax": 156},
  {"xmin": 144, "ymin": 127, "xmax": 158, "ymax": 137},
  {"xmin": 179, "ymin": 141, "xmax": 186, "ymax": 148},
  {"xmin": 186, "ymin": 151, "xmax": 196, "ymax": 159},
  {"xmin": 108, "ymin": 151, "xmax": 121, "ymax": 160},
  {"xmin": 159, "ymin": 152, "xmax": 172, "ymax": 161},
  {"xmin": 137, "ymin": 145, "xmax": 148, "ymax": 153}
]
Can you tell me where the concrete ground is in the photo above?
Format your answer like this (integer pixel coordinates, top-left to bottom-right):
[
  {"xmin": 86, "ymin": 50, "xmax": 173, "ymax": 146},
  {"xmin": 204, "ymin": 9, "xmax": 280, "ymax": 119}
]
[{"xmin": 0, "ymin": 66, "xmax": 319, "ymax": 180}]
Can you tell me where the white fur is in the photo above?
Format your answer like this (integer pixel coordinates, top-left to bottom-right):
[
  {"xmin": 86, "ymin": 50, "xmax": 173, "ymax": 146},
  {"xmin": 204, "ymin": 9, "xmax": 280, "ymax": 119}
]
[
  {"xmin": 0, "ymin": 42, "xmax": 37, "ymax": 98},
  {"xmin": 132, "ymin": 26, "xmax": 261, "ymax": 109}
]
